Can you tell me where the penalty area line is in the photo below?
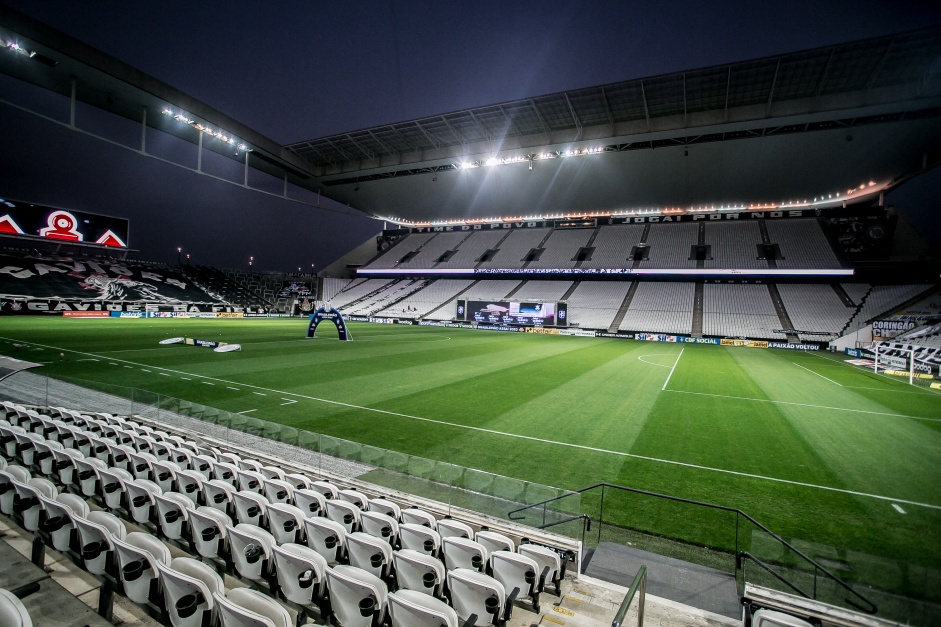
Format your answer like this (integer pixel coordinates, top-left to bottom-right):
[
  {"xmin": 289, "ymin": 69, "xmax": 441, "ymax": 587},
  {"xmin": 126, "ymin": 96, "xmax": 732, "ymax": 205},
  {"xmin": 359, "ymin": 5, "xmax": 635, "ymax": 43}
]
[
  {"xmin": 664, "ymin": 389, "xmax": 941, "ymax": 423},
  {"xmin": 792, "ymin": 362, "xmax": 842, "ymax": 387},
  {"xmin": 4, "ymin": 336, "xmax": 940, "ymax": 512}
]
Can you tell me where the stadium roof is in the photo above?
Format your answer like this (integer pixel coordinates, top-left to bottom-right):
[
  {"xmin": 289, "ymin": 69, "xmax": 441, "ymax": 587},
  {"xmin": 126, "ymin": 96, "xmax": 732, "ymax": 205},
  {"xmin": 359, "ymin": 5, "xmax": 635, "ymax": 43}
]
[
  {"xmin": 2, "ymin": 3, "xmax": 940, "ymax": 227},
  {"xmin": 287, "ymin": 28, "xmax": 941, "ymax": 225}
]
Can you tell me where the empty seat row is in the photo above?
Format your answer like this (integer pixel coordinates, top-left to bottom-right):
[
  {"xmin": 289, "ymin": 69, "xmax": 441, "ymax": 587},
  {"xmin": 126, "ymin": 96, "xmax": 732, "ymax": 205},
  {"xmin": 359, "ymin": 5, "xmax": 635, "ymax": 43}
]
[{"xmin": 1, "ymin": 400, "xmax": 573, "ymax": 626}]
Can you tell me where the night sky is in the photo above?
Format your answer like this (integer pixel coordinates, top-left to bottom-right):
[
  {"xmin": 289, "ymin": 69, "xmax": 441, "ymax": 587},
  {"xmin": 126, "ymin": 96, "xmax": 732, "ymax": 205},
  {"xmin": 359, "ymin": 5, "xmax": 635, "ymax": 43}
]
[{"xmin": 1, "ymin": 0, "xmax": 939, "ymax": 271}]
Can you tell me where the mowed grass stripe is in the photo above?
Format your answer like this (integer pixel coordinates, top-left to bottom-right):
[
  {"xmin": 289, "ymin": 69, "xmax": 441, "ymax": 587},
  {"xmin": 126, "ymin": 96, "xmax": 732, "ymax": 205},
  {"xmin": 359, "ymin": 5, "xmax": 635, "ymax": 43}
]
[{"xmin": 2, "ymin": 319, "xmax": 940, "ymax": 572}]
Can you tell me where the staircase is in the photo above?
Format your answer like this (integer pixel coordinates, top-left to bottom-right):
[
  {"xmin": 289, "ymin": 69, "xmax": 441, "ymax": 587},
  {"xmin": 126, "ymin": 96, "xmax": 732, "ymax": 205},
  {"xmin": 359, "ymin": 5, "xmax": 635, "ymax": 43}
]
[{"xmin": 607, "ymin": 281, "xmax": 639, "ymax": 333}]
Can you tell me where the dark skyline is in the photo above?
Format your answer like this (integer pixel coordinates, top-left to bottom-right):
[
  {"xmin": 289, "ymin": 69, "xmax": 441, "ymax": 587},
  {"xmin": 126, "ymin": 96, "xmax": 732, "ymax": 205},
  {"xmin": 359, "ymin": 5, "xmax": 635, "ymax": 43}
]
[{"xmin": 1, "ymin": 0, "xmax": 939, "ymax": 271}]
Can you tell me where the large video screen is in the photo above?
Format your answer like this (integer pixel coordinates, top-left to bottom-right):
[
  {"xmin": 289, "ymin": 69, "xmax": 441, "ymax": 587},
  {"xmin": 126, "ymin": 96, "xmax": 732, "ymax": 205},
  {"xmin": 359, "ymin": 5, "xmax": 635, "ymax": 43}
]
[
  {"xmin": 463, "ymin": 300, "xmax": 566, "ymax": 326},
  {"xmin": 0, "ymin": 199, "xmax": 129, "ymax": 248}
]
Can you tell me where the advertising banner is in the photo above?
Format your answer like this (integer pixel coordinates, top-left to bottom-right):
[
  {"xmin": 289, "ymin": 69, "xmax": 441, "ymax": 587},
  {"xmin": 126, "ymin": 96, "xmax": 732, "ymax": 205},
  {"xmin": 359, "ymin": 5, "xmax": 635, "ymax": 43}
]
[
  {"xmin": 721, "ymin": 339, "xmax": 769, "ymax": 348},
  {"xmin": 682, "ymin": 337, "xmax": 721, "ymax": 345},
  {"xmin": 636, "ymin": 333, "xmax": 683, "ymax": 342},
  {"xmin": 768, "ymin": 342, "xmax": 821, "ymax": 350},
  {"xmin": 63, "ymin": 311, "xmax": 109, "ymax": 318}
]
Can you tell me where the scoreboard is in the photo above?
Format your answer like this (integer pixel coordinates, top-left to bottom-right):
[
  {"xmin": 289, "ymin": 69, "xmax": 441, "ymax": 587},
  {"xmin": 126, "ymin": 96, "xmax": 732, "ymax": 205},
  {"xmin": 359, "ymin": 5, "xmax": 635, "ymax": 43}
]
[{"xmin": 457, "ymin": 300, "xmax": 567, "ymax": 327}]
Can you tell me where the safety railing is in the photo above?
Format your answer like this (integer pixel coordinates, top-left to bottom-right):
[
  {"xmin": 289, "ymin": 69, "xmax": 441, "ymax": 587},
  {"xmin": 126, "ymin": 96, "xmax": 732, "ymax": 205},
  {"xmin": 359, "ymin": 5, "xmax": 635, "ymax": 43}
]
[
  {"xmin": 509, "ymin": 482, "xmax": 877, "ymax": 616},
  {"xmin": 611, "ymin": 565, "xmax": 647, "ymax": 627}
]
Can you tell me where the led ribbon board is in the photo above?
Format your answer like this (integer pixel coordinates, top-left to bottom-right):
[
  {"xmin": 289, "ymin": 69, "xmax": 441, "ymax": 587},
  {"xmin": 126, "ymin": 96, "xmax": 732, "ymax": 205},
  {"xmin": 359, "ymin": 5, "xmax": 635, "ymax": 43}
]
[
  {"xmin": 0, "ymin": 200, "xmax": 129, "ymax": 248},
  {"xmin": 306, "ymin": 307, "xmax": 351, "ymax": 341}
]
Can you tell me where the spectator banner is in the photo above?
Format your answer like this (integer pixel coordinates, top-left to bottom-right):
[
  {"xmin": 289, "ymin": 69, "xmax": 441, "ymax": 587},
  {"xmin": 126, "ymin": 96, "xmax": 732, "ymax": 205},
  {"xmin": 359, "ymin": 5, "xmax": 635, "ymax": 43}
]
[
  {"xmin": 0, "ymin": 253, "xmax": 216, "ymax": 303},
  {"xmin": 872, "ymin": 319, "xmax": 917, "ymax": 340},
  {"xmin": 278, "ymin": 280, "xmax": 313, "ymax": 297},
  {"xmin": 0, "ymin": 200, "xmax": 129, "ymax": 247},
  {"xmin": 721, "ymin": 339, "xmax": 769, "ymax": 348},
  {"xmin": 0, "ymin": 299, "xmax": 241, "ymax": 315}
]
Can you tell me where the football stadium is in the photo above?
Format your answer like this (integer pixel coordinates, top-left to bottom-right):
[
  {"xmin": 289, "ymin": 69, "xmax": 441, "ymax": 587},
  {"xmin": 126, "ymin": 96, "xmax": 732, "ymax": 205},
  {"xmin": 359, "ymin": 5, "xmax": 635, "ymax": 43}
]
[{"xmin": 0, "ymin": 4, "xmax": 940, "ymax": 627}]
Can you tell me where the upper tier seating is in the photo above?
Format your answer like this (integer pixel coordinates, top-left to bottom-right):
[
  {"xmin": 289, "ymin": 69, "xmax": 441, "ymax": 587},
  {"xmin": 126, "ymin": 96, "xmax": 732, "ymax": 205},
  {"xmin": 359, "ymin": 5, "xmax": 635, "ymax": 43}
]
[
  {"xmin": 579, "ymin": 224, "xmax": 645, "ymax": 269},
  {"xmin": 766, "ymin": 219, "xmax": 843, "ymax": 269},
  {"xmin": 636, "ymin": 223, "xmax": 699, "ymax": 269},
  {"xmin": 703, "ymin": 221, "xmax": 766, "ymax": 269},
  {"xmin": 527, "ymin": 229, "xmax": 594, "ymax": 269},
  {"xmin": 476, "ymin": 228, "xmax": 551, "ymax": 269}
]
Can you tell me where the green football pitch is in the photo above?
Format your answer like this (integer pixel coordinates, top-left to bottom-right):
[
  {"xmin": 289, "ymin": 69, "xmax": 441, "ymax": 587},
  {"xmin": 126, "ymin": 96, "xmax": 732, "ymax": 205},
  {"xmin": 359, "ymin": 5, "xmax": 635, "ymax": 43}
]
[{"xmin": 1, "ymin": 316, "xmax": 939, "ymax": 596}]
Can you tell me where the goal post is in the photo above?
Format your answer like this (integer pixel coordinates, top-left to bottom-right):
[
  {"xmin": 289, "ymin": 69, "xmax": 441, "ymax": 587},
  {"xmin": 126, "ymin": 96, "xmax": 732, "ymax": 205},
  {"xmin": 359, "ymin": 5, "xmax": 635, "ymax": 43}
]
[{"xmin": 873, "ymin": 342, "xmax": 915, "ymax": 385}]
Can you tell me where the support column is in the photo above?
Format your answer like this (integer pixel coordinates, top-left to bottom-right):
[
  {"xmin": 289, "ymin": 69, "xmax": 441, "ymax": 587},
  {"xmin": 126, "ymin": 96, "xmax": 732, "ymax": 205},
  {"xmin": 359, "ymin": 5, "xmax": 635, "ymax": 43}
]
[
  {"xmin": 140, "ymin": 106, "xmax": 147, "ymax": 153},
  {"xmin": 197, "ymin": 130, "xmax": 203, "ymax": 172},
  {"xmin": 69, "ymin": 77, "xmax": 76, "ymax": 128}
]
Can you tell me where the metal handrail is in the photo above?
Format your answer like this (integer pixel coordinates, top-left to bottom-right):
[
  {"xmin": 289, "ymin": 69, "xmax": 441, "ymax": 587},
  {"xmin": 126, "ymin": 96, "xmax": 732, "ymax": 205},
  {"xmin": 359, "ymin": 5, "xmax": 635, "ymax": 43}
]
[
  {"xmin": 611, "ymin": 565, "xmax": 647, "ymax": 627},
  {"xmin": 507, "ymin": 482, "xmax": 876, "ymax": 615}
]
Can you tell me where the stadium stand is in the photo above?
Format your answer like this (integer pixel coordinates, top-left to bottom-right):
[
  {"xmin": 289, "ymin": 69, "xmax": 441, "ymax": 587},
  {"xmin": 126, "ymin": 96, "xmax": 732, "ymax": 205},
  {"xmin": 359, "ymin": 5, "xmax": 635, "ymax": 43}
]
[
  {"xmin": 703, "ymin": 221, "xmax": 766, "ymax": 269},
  {"xmin": 0, "ymin": 251, "xmax": 224, "ymax": 304},
  {"xmin": 579, "ymin": 224, "xmax": 646, "ymax": 269},
  {"xmin": 776, "ymin": 284, "xmax": 851, "ymax": 340},
  {"xmin": 476, "ymin": 228, "xmax": 551, "ymax": 268},
  {"xmin": 368, "ymin": 233, "xmax": 437, "ymax": 269},
  {"xmin": 765, "ymin": 219, "xmax": 844, "ymax": 269},
  {"xmin": 0, "ymin": 398, "xmax": 590, "ymax": 627},
  {"xmin": 565, "ymin": 281, "xmax": 633, "ymax": 330},
  {"xmin": 374, "ymin": 279, "xmax": 475, "ymax": 317},
  {"xmin": 434, "ymin": 230, "xmax": 507, "ymax": 268},
  {"xmin": 703, "ymin": 284, "xmax": 787, "ymax": 339},
  {"xmin": 329, "ymin": 278, "xmax": 395, "ymax": 309},
  {"xmin": 342, "ymin": 279, "xmax": 429, "ymax": 316},
  {"xmin": 619, "ymin": 281, "xmax": 695, "ymax": 334},
  {"xmin": 511, "ymin": 280, "xmax": 574, "ymax": 301},
  {"xmin": 527, "ymin": 229, "xmax": 594, "ymax": 269},
  {"xmin": 395, "ymin": 232, "xmax": 468, "ymax": 269},
  {"xmin": 635, "ymin": 223, "xmax": 700, "ymax": 269},
  {"xmin": 321, "ymin": 277, "xmax": 351, "ymax": 303}
]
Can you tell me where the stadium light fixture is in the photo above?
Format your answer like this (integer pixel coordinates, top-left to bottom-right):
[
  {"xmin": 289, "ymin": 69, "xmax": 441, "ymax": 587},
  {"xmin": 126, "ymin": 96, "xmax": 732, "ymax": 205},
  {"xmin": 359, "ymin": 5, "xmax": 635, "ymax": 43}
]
[{"xmin": 161, "ymin": 108, "xmax": 253, "ymax": 154}]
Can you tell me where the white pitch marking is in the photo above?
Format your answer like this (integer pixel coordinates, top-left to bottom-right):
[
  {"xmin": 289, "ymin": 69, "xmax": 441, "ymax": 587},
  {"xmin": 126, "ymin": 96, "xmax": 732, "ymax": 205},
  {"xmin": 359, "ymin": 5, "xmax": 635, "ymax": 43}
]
[
  {"xmin": 141, "ymin": 369, "xmax": 151, "ymax": 373},
  {"xmin": 637, "ymin": 354, "xmax": 673, "ymax": 368},
  {"xmin": 892, "ymin": 503, "xmax": 907, "ymax": 515},
  {"xmin": 227, "ymin": 387, "xmax": 240, "ymax": 391},
  {"xmin": 253, "ymin": 392, "xmax": 266, "ymax": 396},
  {"xmin": 237, "ymin": 409, "xmax": 257, "ymax": 415},
  {"xmin": 792, "ymin": 362, "xmax": 842, "ymax": 387},
  {"xmin": 77, "ymin": 358, "xmax": 100, "ymax": 362},
  {"xmin": 5, "ymin": 335, "xmax": 941, "ymax": 512},
  {"xmin": 158, "ymin": 372, "xmax": 170, "ymax": 377},
  {"xmin": 181, "ymin": 377, "xmax": 191, "ymax": 381},
  {"xmin": 111, "ymin": 362, "xmax": 119, "ymax": 366},
  {"xmin": 202, "ymin": 381, "xmax": 214, "ymax": 386},
  {"xmin": 664, "ymin": 389, "xmax": 941, "ymax": 423},
  {"xmin": 661, "ymin": 347, "xmax": 685, "ymax": 391},
  {"xmin": 280, "ymin": 398, "xmax": 297, "ymax": 405}
]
